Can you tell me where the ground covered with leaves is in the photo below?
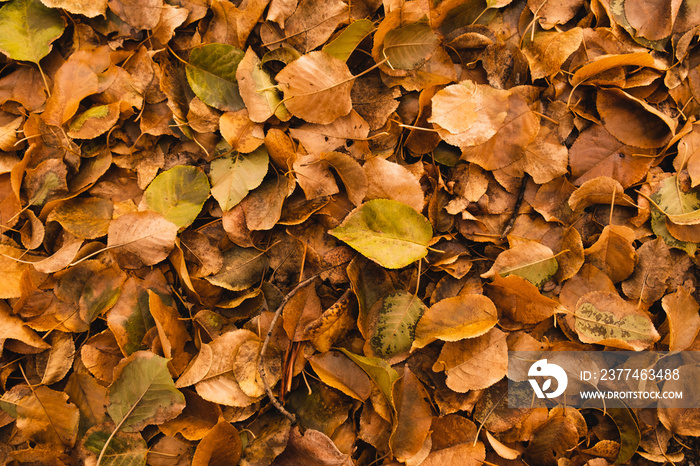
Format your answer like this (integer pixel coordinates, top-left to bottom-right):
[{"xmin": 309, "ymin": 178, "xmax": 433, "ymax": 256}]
[{"xmin": 1, "ymin": 0, "xmax": 700, "ymax": 464}]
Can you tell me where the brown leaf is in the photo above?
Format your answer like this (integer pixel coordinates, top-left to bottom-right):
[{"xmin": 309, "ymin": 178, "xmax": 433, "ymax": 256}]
[
  {"xmin": 149, "ymin": 291, "xmax": 191, "ymax": 376},
  {"xmin": 568, "ymin": 176, "xmax": 637, "ymax": 212},
  {"xmin": 43, "ymin": 47, "xmax": 113, "ymax": 126},
  {"xmin": 275, "ymin": 51, "xmax": 354, "ymax": 124},
  {"xmin": 364, "ymin": 157, "xmax": 424, "ymax": 212},
  {"xmin": 597, "ymin": 88, "xmax": 676, "ymax": 149},
  {"xmin": 486, "ymin": 274, "xmax": 563, "ymax": 324},
  {"xmin": 662, "ymin": 286, "xmax": 700, "ymax": 351},
  {"xmin": 220, "ymin": 109, "xmax": 265, "ymax": 153},
  {"xmin": 274, "ymin": 427, "xmax": 353, "ymax": 466},
  {"xmin": 412, "ymin": 294, "xmax": 498, "ymax": 350},
  {"xmin": 584, "ymin": 224, "xmax": 638, "ymax": 283},
  {"xmin": 570, "ymin": 124, "xmax": 656, "ymax": 187},
  {"xmin": 390, "ymin": 365, "xmax": 432, "ymax": 461},
  {"xmin": 621, "ymin": 237, "xmax": 671, "ymax": 302},
  {"xmin": 432, "ymin": 327, "xmax": 508, "ymax": 392},
  {"xmin": 522, "ymin": 28, "xmax": 583, "ymax": 80},
  {"xmin": 429, "ymin": 81, "xmax": 510, "ymax": 147},
  {"xmin": 107, "ymin": 211, "xmax": 178, "ymax": 268},
  {"xmin": 0, "ymin": 301, "xmax": 50, "ymax": 356},
  {"xmin": 108, "ymin": 0, "xmax": 163, "ymax": 30},
  {"xmin": 192, "ymin": 421, "xmax": 242, "ymax": 466}
]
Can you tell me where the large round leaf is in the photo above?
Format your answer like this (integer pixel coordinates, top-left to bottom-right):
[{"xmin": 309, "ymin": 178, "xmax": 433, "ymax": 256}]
[
  {"xmin": 186, "ymin": 43, "xmax": 245, "ymax": 112},
  {"xmin": 144, "ymin": 166, "xmax": 210, "ymax": 228},
  {"xmin": 0, "ymin": 0, "xmax": 65, "ymax": 64},
  {"xmin": 329, "ymin": 199, "xmax": 433, "ymax": 269}
]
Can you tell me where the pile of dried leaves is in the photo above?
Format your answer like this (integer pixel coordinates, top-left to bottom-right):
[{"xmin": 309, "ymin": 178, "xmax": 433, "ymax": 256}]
[{"xmin": 1, "ymin": 0, "xmax": 700, "ymax": 464}]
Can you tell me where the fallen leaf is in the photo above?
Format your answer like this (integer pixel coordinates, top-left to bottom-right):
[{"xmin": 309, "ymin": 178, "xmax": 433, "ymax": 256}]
[
  {"xmin": 329, "ymin": 199, "xmax": 433, "ymax": 269},
  {"xmin": 363, "ymin": 157, "xmax": 424, "ymax": 212},
  {"xmin": 186, "ymin": 43, "xmax": 245, "ymax": 112},
  {"xmin": 192, "ymin": 421, "xmax": 242, "ymax": 466},
  {"xmin": 209, "ymin": 147, "xmax": 269, "ymax": 212},
  {"xmin": 621, "ymin": 237, "xmax": 671, "ymax": 303},
  {"xmin": 107, "ymin": 211, "xmax": 178, "ymax": 268},
  {"xmin": 143, "ymin": 165, "xmax": 210, "ymax": 229},
  {"xmin": 662, "ymin": 286, "xmax": 700, "ymax": 351},
  {"xmin": 390, "ymin": 365, "xmax": 432, "ymax": 461},
  {"xmin": 482, "ymin": 242, "xmax": 558, "ymax": 288},
  {"xmin": 275, "ymin": 51, "xmax": 354, "ymax": 124},
  {"xmin": 433, "ymin": 327, "xmax": 508, "ymax": 392},
  {"xmin": 236, "ymin": 47, "xmax": 289, "ymax": 122},
  {"xmin": 574, "ymin": 291, "xmax": 660, "ymax": 350},
  {"xmin": 0, "ymin": 0, "xmax": 65, "ymax": 63},
  {"xmin": 584, "ymin": 224, "xmax": 638, "ymax": 283},
  {"xmin": 486, "ymin": 274, "xmax": 562, "ymax": 324},
  {"xmin": 365, "ymin": 291, "xmax": 426, "ymax": 362},
  {"xmin": 412, "ymin": 294, "xmax": 498, "ymax": 350}
]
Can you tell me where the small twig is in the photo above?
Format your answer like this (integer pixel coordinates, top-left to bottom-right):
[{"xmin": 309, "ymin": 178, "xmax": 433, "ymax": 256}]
[
  {"xmin": 500, "ymin": 174, "xmax": 529, "ymax": 240},
  {"xmin": 258, "ymin": 261, "xmax": 350, "ymax": 422}
]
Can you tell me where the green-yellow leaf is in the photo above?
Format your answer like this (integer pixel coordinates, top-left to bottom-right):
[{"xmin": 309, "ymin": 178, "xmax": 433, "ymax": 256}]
[
  {"xmin": 106, "ymin": 352, "xmax": 185, "ymax": 433},
  {"xmin": 381, "ymin": 22, "xmax": 438, "ymax": 70},
  {"xmin": 574, "ymin": 291, "xmax": 660, "ymax": 351},
  {"xmin": 144, "ymin": 165, "xmax": 210, "ymax": 228},
  {"xmin": 481, "ymin": 242, "xmax": 558, "ymax": 288},
  {"xmin": 337, "ymin": 348, "xmax": 399, "ymax": 410},
  {"xmin": 323, "ymin": 19, "xmax": 375, "ymax": 61},
  {"xmin": 186, "ymin": 43, "xmax": 245, "ymax": 112},
  {"xmin": 366, "ymin": 291, "xmax": 426, "ymax": 362},
  {"xmin": 82, "ymin": 427, "xmax": 148, "ymax": 466},
  {"xmin": 209, "ymin": 147, "xmax": 269, "ymax": 212},
  {"xmin": 329, "ymin": 199, "xmax": 433, "ymax": 269},
  {"xmin": 0, "ymin": 0, "xmax": 65, "ymax": 63}
]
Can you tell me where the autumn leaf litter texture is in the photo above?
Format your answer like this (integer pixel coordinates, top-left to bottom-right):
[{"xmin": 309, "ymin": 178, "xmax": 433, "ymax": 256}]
[{"xmin": 1, "ymin": 0, "xmax": 700, "ymax": 464}]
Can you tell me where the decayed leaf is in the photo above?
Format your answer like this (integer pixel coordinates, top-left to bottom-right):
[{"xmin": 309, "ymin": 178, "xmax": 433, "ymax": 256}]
[
  {"xmin": 0, "ymin": 244, "xmax": 36, "ymax": 299},
  {"xmin": 35, "ymin": 331, "xmax": 75, "ymax": 385},
  {"xmin": 274, "ymin": 0, "xmax": 349, "ymax": 53},
  {"xmin": 108, "ymin": 0, "xmax": 163, "ymax": 29},
  {"xmin": 574, "ymin": 291, "xmax": 660, "ymax": 351},
  {"xmin": 220, "ymin": 109, "xmax": 265, "ymax": 153},
  {"xmin": 205, "ymin": 245, "xmax": 269, "ymax": 291},
  {"xmin": 365, "ymin": 291, "xmax": 426, "ymax": 362},
  {"xmin": 275, "ymin": 51, "xmax": 354, "ymax": 124},
  {"xmin": 597, "ymin": 88, "xmax": 675, "ymax": 149},
  {"xmin": 662, "ymin": 286, "xmax": 700, "ymax": 351},
  {"xmin": 482, "ymin": 242, "xmax": 558, "ymax": 288},
  {"xmin": 412, "ymin": 294, "xmax": 498, "ymax": 350},
  {"xmin": 293, "ymin": 154, "xmax": 340, "ymax": 200},
  {"xmin": 337, "ymin": 348, "xmax": 399, "ymax": 408},
  {"xmin": 274, "ymin": 427, "xmax": 353, "ymax": 466},
  {"xmin": 0, "ymin": 301, "xmax": 50, "ymax": 355},
  {"xmin": 209, "ymin": 147, "xmax": 269, "ymax": 212},
  {"xmin": 569, "ymin": 124, "xmax": 656, "ymax": 187},
  {"xmin": 433, "ymin": 327, "xmax": 508, "ymax": 392},
  {"xmin": 0, "ymin": 0, "xmax": 65, "ymax": 63},
  {"xmin": 143, "ymin": 166, "xmax": 210, "ymax": 229},
  {"xmin": 148, "ymin": 291, "xmax": 191, "ymax": 376},
  {"xmin": 568, "ymin": 176, "xmax": 637, "ymax": 211},
  {"xmin": 330, "ymin": 199, "xmax": 433, "ymax": 269},
  {"xmin": 186, "ymin": 43, "xmax": 245, "ymax": 112},
  {"xmin": 584, "ymin": 224, "xmax": 638, "ymax": 283},
  {"xmin": 107, "ymin": 211, "xmax": 178, "ymax": 268}
]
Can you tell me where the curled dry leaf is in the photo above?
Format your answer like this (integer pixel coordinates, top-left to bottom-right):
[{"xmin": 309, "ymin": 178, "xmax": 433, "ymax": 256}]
[
  {"xmin": 662, "ymin": 286, "xmax": 700, "ymax": 351},
  {"xmin": 482, "ymin": 242, "xmax": 558, "ymax": 288}
]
